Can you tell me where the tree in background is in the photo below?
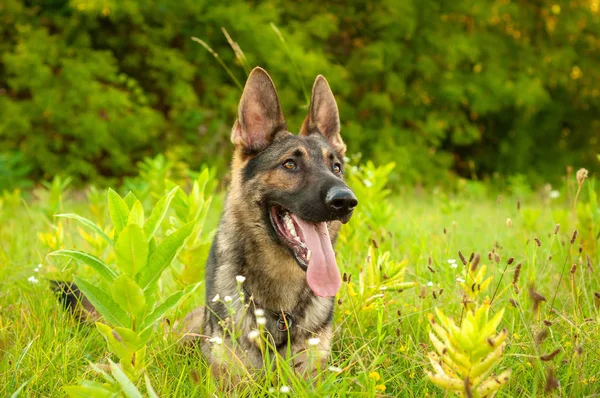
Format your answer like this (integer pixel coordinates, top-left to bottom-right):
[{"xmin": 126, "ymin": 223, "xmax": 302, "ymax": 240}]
[{"xmin": 0, "ymin": 0, "xmax": 598, "ymax": 186}]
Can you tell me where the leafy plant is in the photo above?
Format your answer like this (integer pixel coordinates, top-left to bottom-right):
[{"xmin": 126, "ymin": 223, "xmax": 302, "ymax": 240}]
[
  {"xmin": 426, "ymin": 301, "xmax": 512, "ymax": 397},
  {"xmin": 49, "ymin": 187, "xmax": 201, "ymax": 379}
]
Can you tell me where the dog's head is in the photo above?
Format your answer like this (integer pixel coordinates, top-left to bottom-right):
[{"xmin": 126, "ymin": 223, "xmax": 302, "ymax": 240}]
[{"xmin": 229, "ymin": 67, "xmax": 357, "ymax": 297}]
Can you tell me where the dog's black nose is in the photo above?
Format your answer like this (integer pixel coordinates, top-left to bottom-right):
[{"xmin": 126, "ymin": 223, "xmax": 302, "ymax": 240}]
[{"xmin": 325, "ymin": 187, "xmax": 358, "ymax": 215}]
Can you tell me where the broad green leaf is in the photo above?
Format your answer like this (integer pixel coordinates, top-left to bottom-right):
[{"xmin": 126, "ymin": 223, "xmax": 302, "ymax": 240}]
[
  {"xmin": 63, "ymin": 384, "xmax": 116, "ymax": 398},
  {"xmin": 49, "ymin": 250, "xmax": 116, "ymax": 281},
  {"xmin": 115, "ymin": 224, "xmax": 148, "ymax": 277},
  {"xmin": 111, "ymin": 275, "xmax": 146, "ymax": 317},
  {"xmin": 55, "ymin": 214, "xmax": 113, "ymax": 246},
  {"xmin": 138, "ymin": 222, "xmax": 194, "ymax": 289},
  {"xmin": 123, "ymin": 191, "xmax": 139, "ymax": 209},
  {"xmin": 108, "ymin": 188, "xmax": 129, "ymax": 240},
  {"xmin": 96, "ymin": 322, "xmax": 131, "ymax": 360},
  {"xmin": 140, "ymin": 282, "xmax": 201, "ymax": 331},
  {"xmin": 112, "ymin": 327, "xmax": 144, "ymax": 352},
  {"xmin": 74, "ymin": 276, "xmax": 130, "ymax": 328},
  {"xmin": 144, "ymin": 374, "xmax": 160, "ymax": 398},
  {"xmin": 143, "ymin": 186, "xmax": 178, "ymax": 241},
  {"xmin": 108, "ymin": 359, "xmax": 143, "ymax": 398},
  {"xmin": 127, "ymin": 200, "xmax": 144, "ymax": 227}
]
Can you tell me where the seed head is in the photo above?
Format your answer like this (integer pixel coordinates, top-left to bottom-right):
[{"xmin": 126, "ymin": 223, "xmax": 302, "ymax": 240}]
[
  {"xmin": 507, "ymin": 257, "xmax": 514, "ymax": 265},
  {"xmin": 506, "ymin": 218, "xmax": 512, "ymax": 228},
  {"xmin": 576, "ymin": 168, "xmax": 588, "ymax": 186},
  {"xmin": 470, "ymin": 254, "xmax": 480, "ymax": 272},
  {"xmin": 371, "ymin": 239, "xmax": 379, "ymax": 249},
  {"xmin": 570, "ymin": 264, "xmax": 577, "ymax": 274},
  {"xmin": 513, "ymin": 263, "xmax": 522, "ymax": 284},
  {"xmin": 540, "ymin": 348, "xmax": 561, "ymax": 361},
  {"xmin": 570, "ymin": 229, "xmax": 578, "ymax": 244},
  {"xmin": 553, "ymin": 224, "xmax": 560, "ymax": 234},
  {"xmin": 534, "ymin": 237, "xmax": 542, "ymax": 247},
  {"xmin": 517, "ymin": 198, "xmax": 521, "ymax": 211},
  {"xmin": 545, "ymin": 367, "xmax": 559, "ymax": 393},
  {"xmin": 458, "ymin": 250, "xmax": 467, "ymax": 265},
  {"xmin": 587, "ymin": 254, "xmax": 593, "ymax": 272},
  {"xmin": 468, "ymin": 252, "xmax": 474, "ymax": 263}
]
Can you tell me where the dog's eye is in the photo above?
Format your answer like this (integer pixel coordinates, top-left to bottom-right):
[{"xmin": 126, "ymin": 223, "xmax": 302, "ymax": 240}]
[
  {"xmin": 332, "ymin": 163, "xmax": 342, "ymax": 174},
  {"xmin": 282, "ymin": 159, "xmax": 297, "ymax": 171}
]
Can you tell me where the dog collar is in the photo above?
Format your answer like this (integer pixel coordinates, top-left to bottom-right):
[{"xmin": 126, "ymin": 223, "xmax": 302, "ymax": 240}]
[{"xmin": 243, "ymin": 286, "xmax": 294, "ymax": 332}]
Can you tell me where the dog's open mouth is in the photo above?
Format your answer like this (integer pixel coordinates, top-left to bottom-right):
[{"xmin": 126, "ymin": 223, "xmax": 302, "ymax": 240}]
[{"xmin": 269, "ymin": 205, "xmax": 342, "ymax": 297}]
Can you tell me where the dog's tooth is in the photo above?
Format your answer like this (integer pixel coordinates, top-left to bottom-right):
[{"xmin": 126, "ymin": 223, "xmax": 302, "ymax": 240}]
[{"xmin": 306, "ymin": 250, "xmax": 312, "ymax": 262}]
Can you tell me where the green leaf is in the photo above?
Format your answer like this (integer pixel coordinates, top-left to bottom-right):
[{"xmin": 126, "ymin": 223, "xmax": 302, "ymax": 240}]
[
  {"xmin": 143, "ymin": 186, "xmax": 178, "ymax": 241},
  {"xmin": 108, "ymin": 188, "xmax": 130, "ymax": 240},
  {"xmin": 74, "ymin": 276, "xmax": 130, "ymax": 328},
  {"xmin": 49, "ymin": 250, "xmax": 117, "ymax": 282},
  {"xmin": 144, "ymin": 374, "xmax": 160, "ymax": 398},
  {"xmin": 111, "ymin": 275, "xmax": 146, "ymax": 317},
  {"xmin": 108, "ymin": 359, "xmax": 143, "ymax": 398},
  {"xmin": 138, "ymin": 222, "xmax": 194, "ymax": 290},
  {"xmin": 55, "ymin": 214, "xmax": 113, "ymax": 247},
  {"xmin": 115, "ymin": 224, "xmax": 149, "ymax": 277},
  {"xmin": 127, "ymin": 200, "xmax": 144, "ymax": 227},
  {"xmin": 123, "ymin": 191, "xmax": 139, "ymax": 209},
  {"xmin": 63, "ymin": 384, "xmax": 116, "ymax": 398},
  {"xmin": 112, "ymin": 327, "xmax": 145, "ymax": 352},
  {"xmin": 140, "ymin": 282, "xmax": 201, "ymax": 331},
  {"xmin": 96, "ymin": 322, "xmax": 132, "ymax": 360}
]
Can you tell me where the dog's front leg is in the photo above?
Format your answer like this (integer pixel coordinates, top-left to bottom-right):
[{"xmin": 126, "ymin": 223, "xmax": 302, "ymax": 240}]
[{"xmin": 289, "ymin": 325, "xmax": 333, "ymax": 379}]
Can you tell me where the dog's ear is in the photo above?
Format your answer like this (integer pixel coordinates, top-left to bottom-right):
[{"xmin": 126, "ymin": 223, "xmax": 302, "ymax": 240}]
[
  {"xmin": 231, "ymin": 67, "xmax": 286, "ymax": 152},
  {"xmin": 300, "ymin": 75, "xmax": 346, "ymax": 155}
]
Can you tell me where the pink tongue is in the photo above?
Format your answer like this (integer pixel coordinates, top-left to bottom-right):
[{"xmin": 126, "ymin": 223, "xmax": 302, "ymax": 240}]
[{"xmin": 290, "ymin": 215, "xmax": 341, "ymax": 297}]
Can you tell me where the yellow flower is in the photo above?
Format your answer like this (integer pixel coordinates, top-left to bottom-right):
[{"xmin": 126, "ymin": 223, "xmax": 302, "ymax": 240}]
[
  {"xmin": 375, "ymin": 384, "xmax": 386, "ymax": 392},
  {"xmin": 410, "ymin": 371, "xmax": 415, "ymax": 379},
  {"xmin": 347, "ymin": 282, "xmax": 357, "ymax": 297},
  {"xmin": 368, "ymin": 371, "xmax": 381, "ymax": 381}
]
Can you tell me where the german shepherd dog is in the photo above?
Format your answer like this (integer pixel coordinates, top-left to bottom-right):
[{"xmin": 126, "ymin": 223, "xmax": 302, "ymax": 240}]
[
  {"xmin": 56, "ymin": 67, "xmax": 357, "ymax": 382},
  {"xmin": 179, "ymin": 67, "xmax": 357, "ymax": 381}
]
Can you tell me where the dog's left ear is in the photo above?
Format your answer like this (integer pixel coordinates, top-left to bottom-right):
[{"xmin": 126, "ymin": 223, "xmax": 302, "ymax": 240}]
[{"xmin": 300, "ymin": 75, "xmax": 346, "ymax": 155}]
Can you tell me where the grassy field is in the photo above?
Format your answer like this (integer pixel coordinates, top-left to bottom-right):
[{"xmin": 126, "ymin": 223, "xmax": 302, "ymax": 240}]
[{"xmin": 0, "ymin": 163, "xmax": 598, "ymax": 397}]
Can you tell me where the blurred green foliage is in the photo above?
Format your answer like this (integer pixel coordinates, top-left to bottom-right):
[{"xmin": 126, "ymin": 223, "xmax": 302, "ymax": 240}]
[{"xmin": 0, "ymin": 0, "xmax": 598, "ymax": 187}]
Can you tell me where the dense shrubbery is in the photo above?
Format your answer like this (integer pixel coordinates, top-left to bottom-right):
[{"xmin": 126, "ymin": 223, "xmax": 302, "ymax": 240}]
[{"xmin": 0, "ymin": 0, "xmax": 598, "ymax": 186}]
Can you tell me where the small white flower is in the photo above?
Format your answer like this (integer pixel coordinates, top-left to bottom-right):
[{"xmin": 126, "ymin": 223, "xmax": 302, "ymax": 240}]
[
  {"xmin": 280, "ymin": 385, "xmax": 290, "ymax": 393},
  {"xmin": 343, "ymin": 156, "xmax": 350, "ymax": 163},
  {"xmin": 456, "ymin": 277, "xmax": 465, "ymax": 283},
  {"xmin": 362, "ymin": 179, "xmax": 373, "ymax": 188},
  {"xmin": 211, "ymin": 294, "xmax": 220, "ymax": 302},
  {"xmin": 328, "ymin": 366, "xmax": 343, "ymax": 373},
  {"xmin": 268, "ymin": 388, "xmax": 275, "ymax": 393},
  {"xmin": 28, "ymin": 276, "xmax": 39, "ymax": 284},
  {"xmin": 426, "ymin": 281, "xmax": 433, "ymax": 287},
  {"xmin": 256, "ymin": 316, "xmax": 267, "ymax": 326},
  {"xmin": 379, "ymin": 286, "xmax": 388, "ymax": 291},
  {"xmin": 34, "ymin": 268, "xmax": 39, "ymax": 272},
  {"xmin": 450, "ymin": 263, "xmax": 458, "ymax": 269},
  {"xmin": 254, "ymin": 308, "xmax": 265, "ymax": 317},
  {"xmin": 247, "ymin": 330, "xmax": 260, "ymax": 341},
  {"xmin": 550, "ymin": 190, "xmax": 560, "ymax": 199},
  {"xmin": 36, "ymin": 263, "xmax": 43, "ymax": 269},
  {"xmin": 224, "ymin": 295, "xmax": 232, "ymax": 303},
  {"xmin": 447, "ymin": 259, "xmax": 457, "ymax": 264},
  {"xmin": 236, "ymin": 275, "xmax": 246, "ymax": 283},
  {"xmin": 208, "ymin": 336, "xmax": 223, "ymax": 345},
  {"xmin": 307, "ymin": 337, "xmax": 321, "ymax": 346}
]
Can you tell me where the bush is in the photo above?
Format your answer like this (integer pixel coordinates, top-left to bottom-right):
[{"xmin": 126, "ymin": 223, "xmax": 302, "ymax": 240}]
[{"xmin": 1, "ymin": 0, "xmax": 598, "ymax": 185}]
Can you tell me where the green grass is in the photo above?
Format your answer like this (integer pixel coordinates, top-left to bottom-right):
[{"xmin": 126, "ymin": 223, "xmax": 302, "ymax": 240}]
[{"xmin": 1, "ymin": 172, "xmax": 599, "ymax": 397}]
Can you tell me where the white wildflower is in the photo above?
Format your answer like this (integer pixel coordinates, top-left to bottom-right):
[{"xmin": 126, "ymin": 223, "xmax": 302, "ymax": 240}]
[
  {"xmin": 256, "ymin": 316, "xmax": 267, "ymax": 326},
  {"xmin": 550, "ymin": 190, "xmax": 560, "ymax": 199},
  {"xmin": 362, "ymin": 179, "xmax": 373, "ymax": 188},
  {"xmin": 426, "ymin": 281, "xmax": 434, "ymax": 287},
  {"xmin": 450, "ymin": 263, "xmax": 458, "ymax": 269},
  {"xmin": 235, "ymin": 275, "xmax": 246, "ymax": 283},
  {"xmin": 307, "ymin": 337, "xmax": 321, "ymax": 346},
  {"xmin": 328, "ymin": 366, "xmax": 343, "ymax": 373},
  {"xmin": 208, "ymin": 336, "xmax": 223, "ymax": 345},
  {"xmin": 447, "ymin": 259, "xmax": 457, "ymax": 264},
  {"xmin": 224, "ymin": 295, "xmax": 232, "ymax": 303},
  {"xmin": 27, "ymin": 276, "xmax": 39, "ymax": 284},
  {"xmin": 280, "ymin": 386, "xmax": 290, "ymax": 393},
  {"xmin": 211, "ymin": 294, "xmax": 220, "ymax": 302},
  {"xmin": 247, "ymin": 330, "xmax": 260, "ymax": 341},
  {"xmin": 254, "ymin": 308, "xmax": 265, "ymax": 317},
  {"xmin": 456, "ymin": 277, "xmax": 466, "ymax": 283}
]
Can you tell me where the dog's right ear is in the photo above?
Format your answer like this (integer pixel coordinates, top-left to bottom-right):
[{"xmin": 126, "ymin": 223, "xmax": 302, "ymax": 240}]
[{"xmin": 231, "ymin": 67, "xmax": 286, "ymax": 153}]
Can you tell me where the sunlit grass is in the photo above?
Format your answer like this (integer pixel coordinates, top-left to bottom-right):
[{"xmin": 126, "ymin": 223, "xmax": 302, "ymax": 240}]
[{"xmin": 0, "ymin": 166, "xmax": 598, "ymax": 397}]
